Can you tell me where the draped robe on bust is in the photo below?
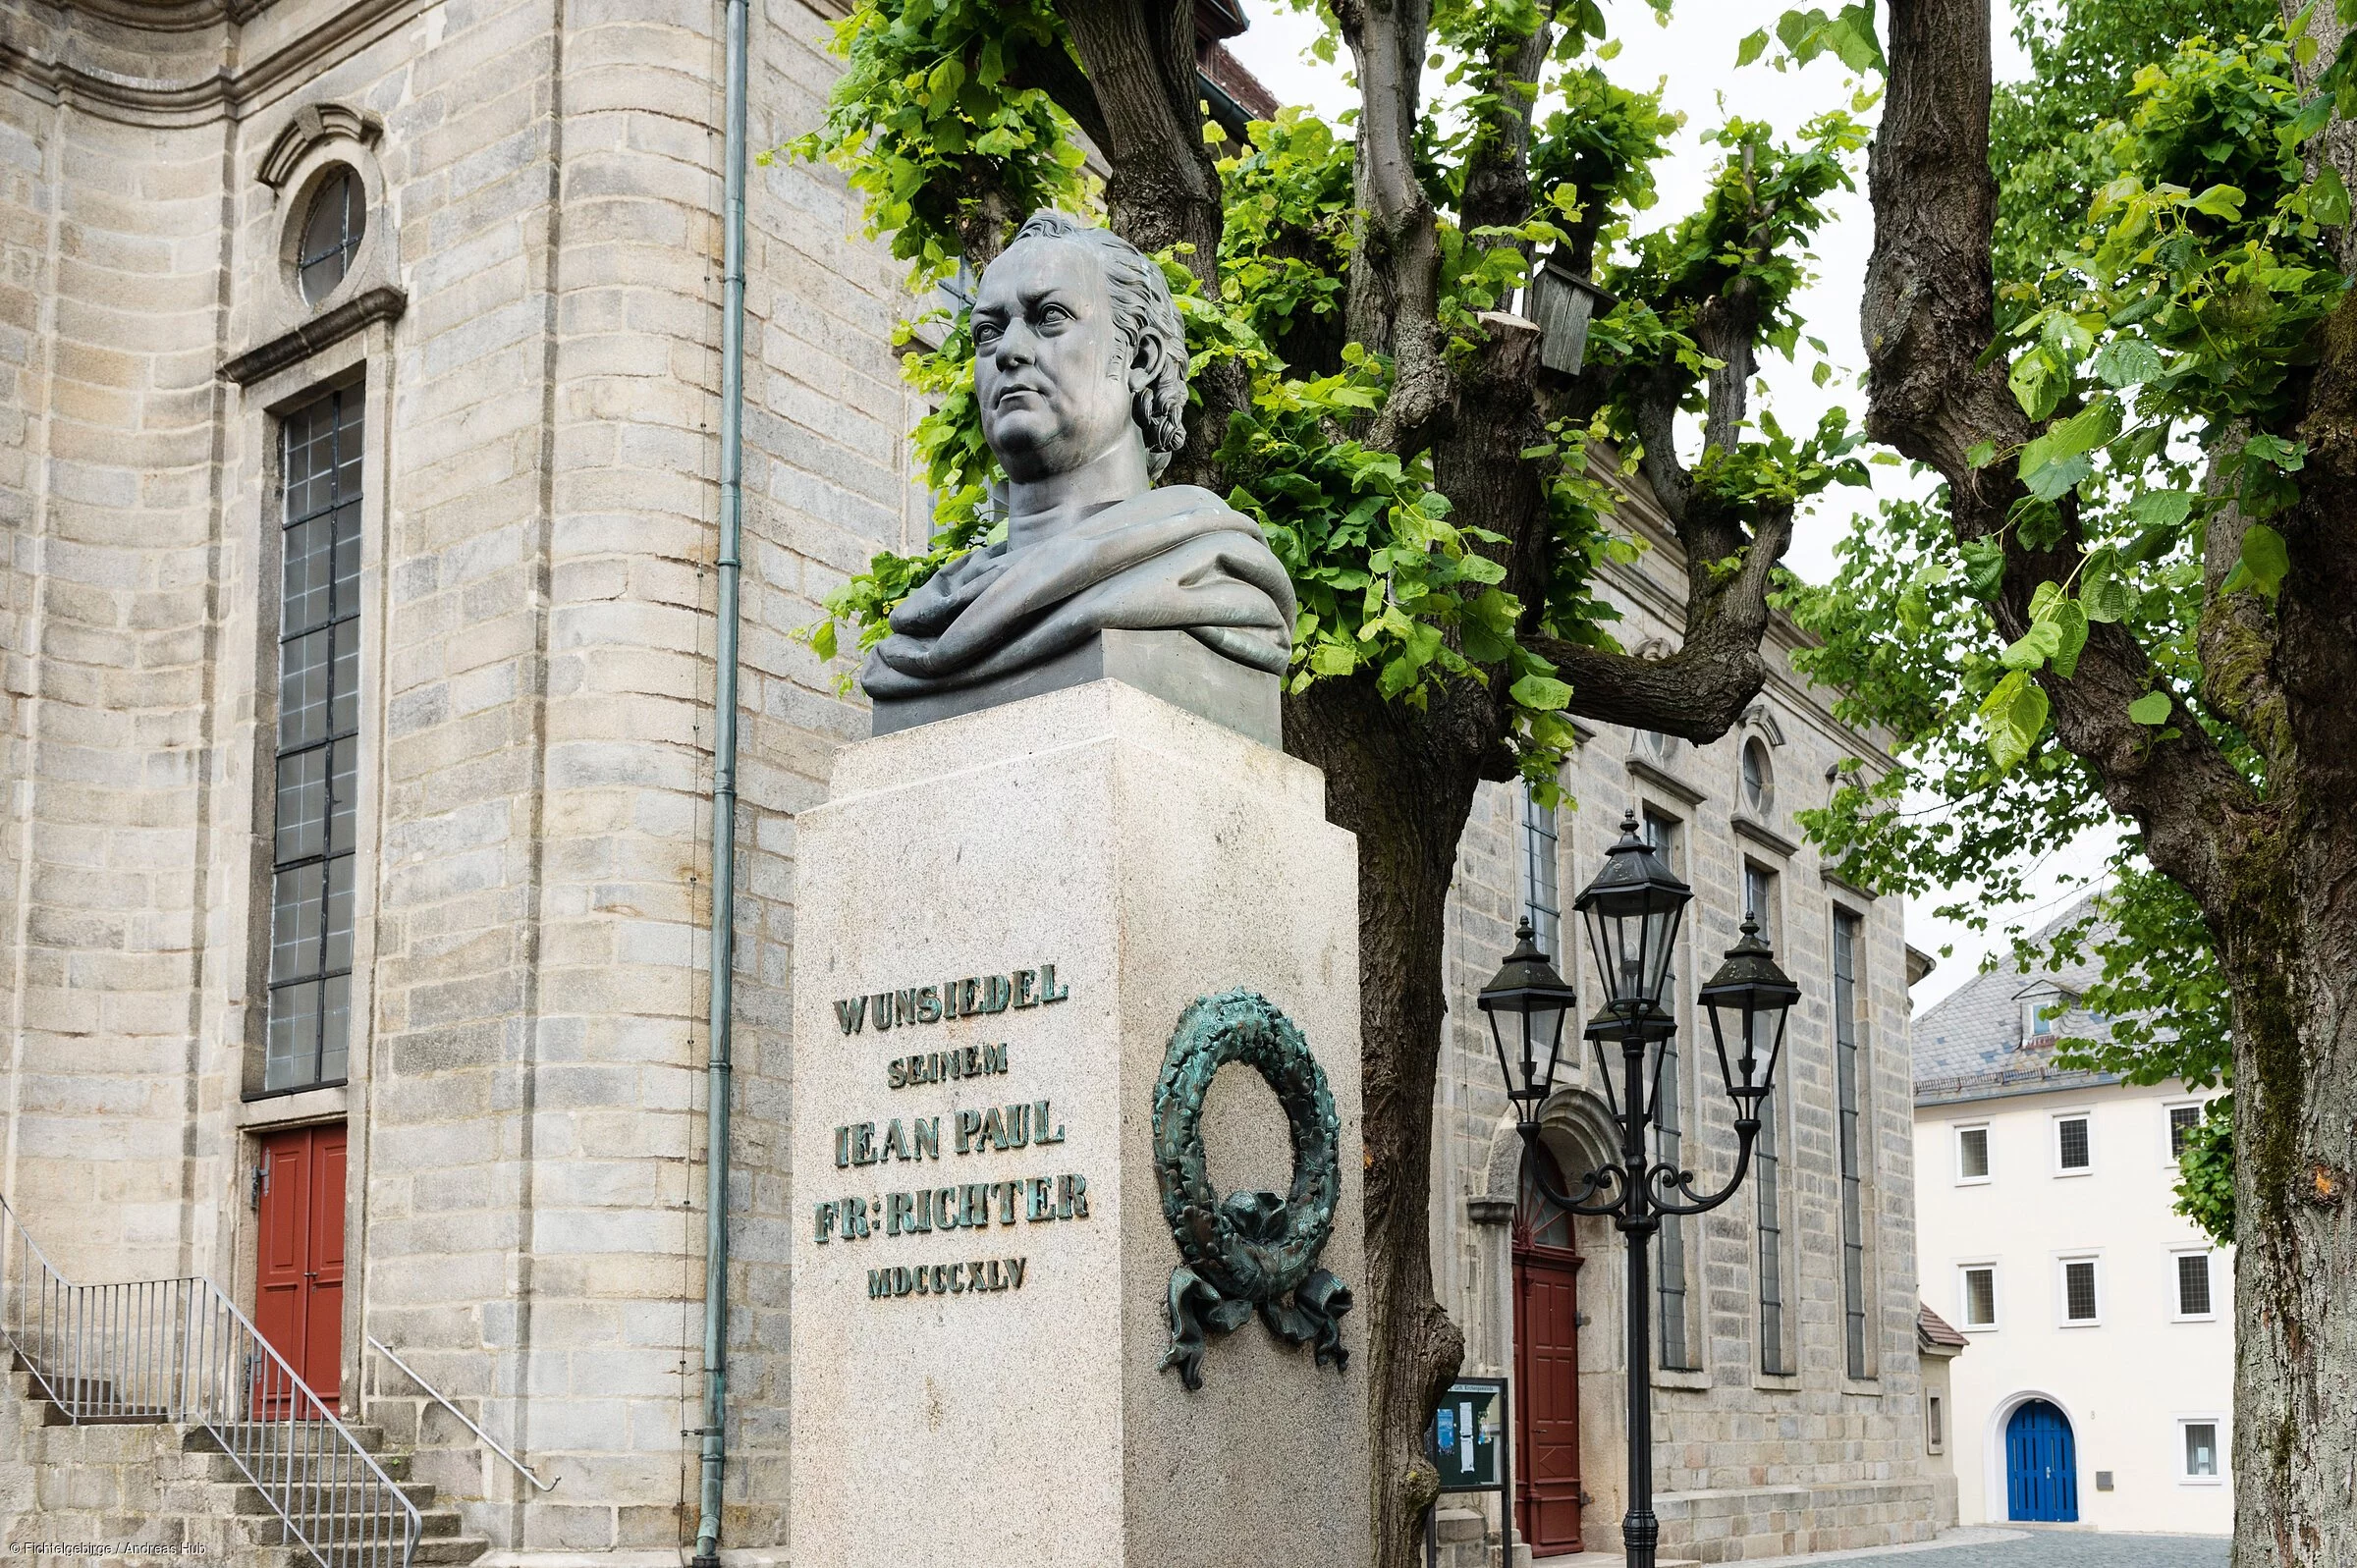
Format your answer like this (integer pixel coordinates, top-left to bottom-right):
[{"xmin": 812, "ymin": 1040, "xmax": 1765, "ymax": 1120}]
[{"xmin": 857, "ymin": 484, "xmax": 1297, "ymax": 700}]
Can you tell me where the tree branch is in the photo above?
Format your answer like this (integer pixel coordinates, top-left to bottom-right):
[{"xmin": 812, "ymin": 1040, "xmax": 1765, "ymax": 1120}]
[
  {"xmin": 1865, "ymin": 0, "xmax": 2255, "ymax": 912},
  {"xmin": 1052, "ymin": 0, "xmax": 1223, "ymax": 272},
  {"xmin": 1337, "ymin": 0, "xmax": 1453, "ymax": 456}
]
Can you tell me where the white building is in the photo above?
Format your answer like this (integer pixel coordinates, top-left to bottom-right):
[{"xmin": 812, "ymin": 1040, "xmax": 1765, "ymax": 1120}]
[{"xmin": 1911, "ymin": 903, "xmax": 2232, "ymax": 1536}]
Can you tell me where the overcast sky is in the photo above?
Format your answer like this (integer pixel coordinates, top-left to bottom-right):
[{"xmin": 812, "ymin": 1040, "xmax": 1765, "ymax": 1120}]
[{"xmin": 1225, "ymin": 2, "xmax": 2114, "ymax": 1009}]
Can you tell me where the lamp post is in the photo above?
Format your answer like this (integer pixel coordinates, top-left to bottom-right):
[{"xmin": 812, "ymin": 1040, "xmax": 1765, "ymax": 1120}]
[{"xmin": 1479, "ymin": 810, "xmax": 1800, "ymax": 1568}]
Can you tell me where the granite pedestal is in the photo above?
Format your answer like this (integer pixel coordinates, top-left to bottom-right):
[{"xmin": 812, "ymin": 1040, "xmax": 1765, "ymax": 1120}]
[{"xmin": 788, "ymin": 680, "xmax": 1368, "ymax": 1568}]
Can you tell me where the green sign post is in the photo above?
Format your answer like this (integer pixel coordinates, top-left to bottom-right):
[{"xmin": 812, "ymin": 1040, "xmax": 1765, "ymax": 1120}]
[{"xmin": 1423, "ymin": 1377, "xmax": 1510, "ymax": 1566}]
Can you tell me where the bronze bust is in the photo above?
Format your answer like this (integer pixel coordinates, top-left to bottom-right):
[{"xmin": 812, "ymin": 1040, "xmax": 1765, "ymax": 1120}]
[{"xmin": 859, "ymin": 211, "xmax": 1295, "ymax": 744}]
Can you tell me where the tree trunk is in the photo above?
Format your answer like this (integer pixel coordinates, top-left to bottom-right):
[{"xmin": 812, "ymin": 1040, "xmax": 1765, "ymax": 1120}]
[
  {"xmin": 1287, "ymin": 675, "xmax": 1493, "ymax": 1568},
  {"xmin": 2223, "ymin": 869, "xmax": 2357, "ymax": 1568}
]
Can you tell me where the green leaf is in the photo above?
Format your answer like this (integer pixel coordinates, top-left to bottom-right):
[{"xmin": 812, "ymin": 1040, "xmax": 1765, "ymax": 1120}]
[
  {"xmin": 2090, "ymin": 338, "xmax": 2164, "ymax": 389},
  {"xmin": 1966, "ymin": 440, "xmax": 1998, "ymax": 469},
  {"xmin": 2311, "ymin": 164, "xmax": 2352, "ymax": 227},
  {"xmin": 1736, "ymin": 28, "xmax": 1770, "ymax": 65},
  {"xmin": 2239, "ymin": 523, "xmax": 2290, "ymax": 597},
  {"xmin": 1509, "ymin": 674, "xmax": 1573, "ymax": 712},
  {"xmin": 2128, "ymin": 490, "xmax": 2195, "ymax": 529},
  {"xmin": 1978, "ymin": 669, "xmax": 2052, "ymax": 771},
  {"xmin": 2128, "ymin": 691, "xmax": 2174, "ymax": 725},
  {"xmin": 2051, "ymin": 597, "xmax": 2090, "ymax": 680},
  {"xmin": 2081, "ymin": 551, "xmax": 2136, "ymax": 622},
  {"xmin": 2186, "ymin": 184, "xmax": 2246, "ymax": 220},
  {"xmin": 1961, "ymin": 538, "xmax": 2007, "ymax": 600}
]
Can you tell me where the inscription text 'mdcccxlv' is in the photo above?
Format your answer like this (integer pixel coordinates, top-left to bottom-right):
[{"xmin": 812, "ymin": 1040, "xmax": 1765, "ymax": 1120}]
[{"xmin": 834, "ymin": 964, "xmax": 1069, "ymax": 1035}]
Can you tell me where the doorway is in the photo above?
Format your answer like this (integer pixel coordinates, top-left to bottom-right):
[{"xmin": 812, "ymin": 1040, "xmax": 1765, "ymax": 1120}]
[
  {"xmin": 1512, "ymin": 1143, "xmax": 1585, "ymax": 1554},
  {"xmin": 2004, "ymin": 1399, "xmax": 2079, "ymax": 1522},
  {"xmin": 254, "ymin": 1122, "xmax": 347, "ymax": 1414}
]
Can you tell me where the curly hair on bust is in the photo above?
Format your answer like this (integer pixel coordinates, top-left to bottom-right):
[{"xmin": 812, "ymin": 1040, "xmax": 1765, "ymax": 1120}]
[{"xmin": 1006, "ymin": 210, "xmax": 1189, "ymax": 479}]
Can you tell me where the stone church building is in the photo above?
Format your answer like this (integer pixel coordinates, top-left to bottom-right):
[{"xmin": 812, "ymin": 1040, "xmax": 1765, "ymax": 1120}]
[{"xmin": 0, "ymin": 0, "xmax": 1948, "ymax": 1558}]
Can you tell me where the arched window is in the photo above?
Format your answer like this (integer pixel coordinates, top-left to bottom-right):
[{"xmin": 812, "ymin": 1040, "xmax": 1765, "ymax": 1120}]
[
  {"xmin": 1515, "ymin": 1143, "xmax": 1581, "ymax": 1255},
  {"xmin": 298, "ymin": 168, "xmax": 367, "ymax": 305}
]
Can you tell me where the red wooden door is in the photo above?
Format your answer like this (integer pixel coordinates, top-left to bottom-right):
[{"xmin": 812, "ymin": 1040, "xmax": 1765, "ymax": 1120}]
[
  {"xmin": 1513, "ymin": 1146, "xmax": 1585, "ymax": 1555},
  {"xmin": 254, "ymin": 1123, "xmax": 346, "ymax": 1416}
]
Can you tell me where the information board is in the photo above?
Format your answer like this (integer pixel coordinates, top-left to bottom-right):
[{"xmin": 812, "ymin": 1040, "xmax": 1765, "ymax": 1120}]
[{"xmin": 1429, "ymin": 1376, "xmax": 1508, "ymax": 1494}]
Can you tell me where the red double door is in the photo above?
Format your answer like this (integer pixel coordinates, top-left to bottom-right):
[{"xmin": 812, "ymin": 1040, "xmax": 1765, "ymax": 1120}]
[
  {"xmin": 1513, "ymin": 1147, "xmax": 1586, "ymax": 1555},
  {"xmin": 254, "ymin": 1123, "xmax": 347, "ymax": 1414}
]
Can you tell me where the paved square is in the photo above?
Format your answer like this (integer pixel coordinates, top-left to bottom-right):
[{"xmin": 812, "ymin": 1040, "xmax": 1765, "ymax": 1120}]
[{"xmin": 1731, "ymin": 1528, "xmax": 2230, "ymax": 1568}]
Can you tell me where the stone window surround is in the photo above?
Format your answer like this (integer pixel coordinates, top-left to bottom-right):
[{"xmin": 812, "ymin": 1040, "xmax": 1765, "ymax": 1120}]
[{"xmin": 225, "ymin": 104, "xmax": 402, "ymax": 387}]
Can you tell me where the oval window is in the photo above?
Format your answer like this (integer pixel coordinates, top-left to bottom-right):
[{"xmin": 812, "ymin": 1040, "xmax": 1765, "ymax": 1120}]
[
  {"xmin": 298, "ymin": 168, "xmax": 366, "ymax": 305},
  {"xmin": 1740, "ymin": 736, "xmax": 1774, "ymax": 816}
]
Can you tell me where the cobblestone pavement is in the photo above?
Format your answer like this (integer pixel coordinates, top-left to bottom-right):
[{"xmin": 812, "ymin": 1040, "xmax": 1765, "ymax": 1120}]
[{"xmin": 1734, "ymin": 1527, "xmax": 2231, "ymax": 1568}]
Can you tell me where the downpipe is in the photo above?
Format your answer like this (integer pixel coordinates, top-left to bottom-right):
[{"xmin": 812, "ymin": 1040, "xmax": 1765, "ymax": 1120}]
[{"xmin": 692, "ymin": 0, "xmax": 748, "ymax": 1557}]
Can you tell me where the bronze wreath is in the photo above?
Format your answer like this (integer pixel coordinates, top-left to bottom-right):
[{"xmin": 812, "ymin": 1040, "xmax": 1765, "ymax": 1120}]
[{"xmin": 1151, "ymin": 988, "xmax": 1352, "ymax": 1391}]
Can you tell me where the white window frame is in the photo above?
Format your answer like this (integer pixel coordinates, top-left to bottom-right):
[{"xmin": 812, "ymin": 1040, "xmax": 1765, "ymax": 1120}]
[
  {"xmin": 2171, "ymin": 1246, "xmax": 2219, "ymax": 1323},
  {"xmin": 2056, "ymin": 1251, "xmax": 2105, "ymax": 1327},
  {"xmin": 1953, "ymin": 1121, "xmax": 1992, "ymax": 1186},
  {"xmin": 2053, "ymin": 1110, "xmax": 2095, "ymax": 1177},
  {"xmin": 1957, "ymin": 1262, "xmax": 2000, "ymax": 1331},
  {"xmin": 2176, "ymin": 1415, "xmax": 2226, "ymax": 1485},
  {"xmin": 2164, "ymin": 1098, "xmax": 2207, "ymax": 1168}
]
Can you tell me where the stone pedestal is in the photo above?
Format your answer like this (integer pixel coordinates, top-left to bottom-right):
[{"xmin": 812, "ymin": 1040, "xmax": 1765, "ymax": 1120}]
[{"xmin": 788, "ymin": 680, "xmax": 1368, "ymax": 1568}]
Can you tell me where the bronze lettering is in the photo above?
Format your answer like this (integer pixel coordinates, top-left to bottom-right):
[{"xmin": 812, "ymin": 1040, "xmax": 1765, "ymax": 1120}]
[
  {"xmin": 943, "ymin": 980, "xmax": 962, "ymax": 1020},
  {"xmin": 834, "ymin": 1126, "xmax": 851, "ymax": 1168},
  {"xmin": 955, "ymin": 1108, "xmax": 981, "ymax": 1155},
  {"xmin": 1007, "ymin": 1257, "xmax": 1027, "ymax": 1289},
  {"xmin": 980, "ymin": 1106, "xmax": 1007, "ymax": 1151},
  {"xmin": 987, "ymin": 1259, "xmax": 1005, "ymax": 1290},
  {"xmin": 1033, "ymin": 1102, "xmax": 1065, "ymax": 1144},
  {"xmin": 845, "ymin": 1196, "xmax": 871, "ymax": 1239},
  {"xmin": 1040, "ymin": 963, "xmax": 1069, "ymax": 1002},
  {"xmin": 913, "ymin": 1117, "xmax": 941, "ymax": 1161},
  {"xmin": 850, "ymin": 1122, "xmax": 877, "ymax": 1165},
  {"xmin": 911, "ymin": 1189, "xmax": 935, "ymax": 1233},
  {"xmin": 894, "ymin": 1267, "xmax": 912, "ymax": 1296},
  {"xmin": 962, "ymin": 1045, "xmax": 980, "ymax": 1077},
  {"xmin": 917, "ymin": 984, "xmax": 942, "ymax": 1023},
  {"xmin": 836, "ymin": 997, "xmax": 868, "ymax": 1035},
  {"xmin": 950, "ymin": 1263, "xmax": 966, "ymax": 1294},
  {"xmin": 1013, "ymin": 968, "xmax": 1038, "ymax": 1008},
  {"xmin": 870, "ymin": 992, "xmax": 895, "ymax": 1032},
  {"xmin": 995, "ymin": 1181, "xmax": 1018, "ymax": 1224},
  {"xmin": 981, "ymin": 975, "xmax": 1012, "ymax": 1013},
  {"xmin": 1006, "ymin": 1102, "xmax": 1030, "ymax": 1149},
  {"xmin": 959, "ymin": 977, "xmax": 981, "ymax": 1014},
  {"xmin": 983, "ymin": 1043, "xmax": 1010, "ymax": 1074},
  {"xmin": 960, "ymin": 1182, "xmax": 990, "ymax": 1228},
  {"xmin": 868, "ymin": 1269, "xmax": 886, "ymax": 1298},
  {"xmin": 813, "ymin": 1203, "xmax": 837, "ymax": 1244},
  {"xmin": 887, "ymin": 1059, "xmax": 906, "ymax": 1090},
  {"xmin": 1025, "ymin": 1177, "xmax": 1053, "ymax": 1221},
  {"xmin": 895, "ymin": 988, "xmax": 919, "ymax": 1026},
  {"xmin": 881, "ymin": 1119, "xmax": 908, "ymax": 1162},
  {"xmin": 945, "ymin": 1049, "xmax": 963, "ymax": 1082},
  {"xmin": 936, "ymin": 1186, "xmax": 960, "ymax": 1229},
  {"xmin": 1059, "ymin": 1172, "xmax": 1090, "ymax": 1219}
]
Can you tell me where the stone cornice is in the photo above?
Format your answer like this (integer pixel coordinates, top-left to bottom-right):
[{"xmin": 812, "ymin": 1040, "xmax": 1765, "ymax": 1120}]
[
  {"xmin": 2, "ymin": 0, "xmax": 418, "ymax": 125},
  {"xmin": 1731, "ymin": 815, "xmax": 1801, "ymax": 860},
  {"xmin": 1625, "ymin": 754, "xmax": 1705, "ymax": 808},
  {"xmin": 222, "ymin": 284, "xmax": 404, "ymax": 386}
]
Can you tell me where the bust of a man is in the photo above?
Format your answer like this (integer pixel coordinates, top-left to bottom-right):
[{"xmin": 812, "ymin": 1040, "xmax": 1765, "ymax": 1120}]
[{"xmin": 858, "ymin": 211, "xmax": 1295, "ymax": 744}]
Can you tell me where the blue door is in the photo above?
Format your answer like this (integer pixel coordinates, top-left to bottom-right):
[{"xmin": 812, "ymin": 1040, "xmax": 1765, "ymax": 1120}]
[{"xmin": 2005, "ymin": 1400, "xmax": 2079, "ymax": 1522}]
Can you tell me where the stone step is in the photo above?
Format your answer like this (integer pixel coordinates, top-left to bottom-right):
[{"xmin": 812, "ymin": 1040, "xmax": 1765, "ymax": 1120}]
[
  {"xmin": 194, "ymin": 1444, "xmax": 413, "ymax": 1483},
  {"xmin": 243, "ymin": 1538, "xmax": 489, "ymax": 1568},
  {"xmin": 219, "ymin": 1479, "xmax": 444, "ymax": 1517}
]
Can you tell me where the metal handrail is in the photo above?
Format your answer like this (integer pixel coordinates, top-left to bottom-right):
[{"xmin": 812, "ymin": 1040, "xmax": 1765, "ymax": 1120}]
[
  {"xmin": 367, "ymin": 1334, "xmax": 557, "ymax": 1492},
  {"xmin": 0, "ymin": 1193, "xmax": 419, "ymax": 1568}
]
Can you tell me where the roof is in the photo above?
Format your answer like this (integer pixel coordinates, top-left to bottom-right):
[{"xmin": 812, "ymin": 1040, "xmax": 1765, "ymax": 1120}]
[
  {"xmin": 1912, "ymin": 893, "xmax": 2120, "ymax": 1107},
  {"xmin": 1917, "ymin": 1302, "xmax": 1969, "ymax": 1353}
]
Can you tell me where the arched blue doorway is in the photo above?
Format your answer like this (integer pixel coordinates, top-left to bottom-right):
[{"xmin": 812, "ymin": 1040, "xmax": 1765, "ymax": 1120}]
[{"xmin": 2005, "ymin": 1400, "xmax": 2079, "ymax": 1522}]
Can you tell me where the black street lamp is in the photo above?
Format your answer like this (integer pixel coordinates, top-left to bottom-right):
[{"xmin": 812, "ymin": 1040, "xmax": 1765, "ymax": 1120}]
[{"xmin": 1479, "ymin": 809, "xmax": 1801, "ymax": 1568}]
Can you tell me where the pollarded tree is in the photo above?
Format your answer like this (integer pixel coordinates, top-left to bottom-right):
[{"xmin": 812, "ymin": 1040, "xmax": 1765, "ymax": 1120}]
[
  {"xmin": 1817, "ymin": 0, "xmax": 2357, "ymax": 1556},
  {"xmin": 791, "ymin": 5, "xmax": 1868, "ymax": 1560}
]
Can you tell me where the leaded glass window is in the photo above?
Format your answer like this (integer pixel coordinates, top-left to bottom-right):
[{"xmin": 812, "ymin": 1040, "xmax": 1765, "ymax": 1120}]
[
  {"xmin": 265, "ymin": 390, "xmax": 362, "ymax": 1093},
  {"xmin": 1747, "ymin": 863, "xmax": 1789, "ymax": 1374},
  {"xmin": 1644, "ymin": 808, "xmax": 1695, "ymax": 1371},
  {"xmin": 1834, "ymin": 908, "xmax": 1869, "ymax": 1377},
  {"xmin": 1519, "ymin": 784, "xmax": 1562, "ymax": 959}
]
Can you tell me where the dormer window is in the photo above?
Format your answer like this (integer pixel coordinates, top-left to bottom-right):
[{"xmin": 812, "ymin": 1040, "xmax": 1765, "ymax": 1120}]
[{"xmin": 2016, "ymin": 983, "xmax": 2075, "ymax": 1045}]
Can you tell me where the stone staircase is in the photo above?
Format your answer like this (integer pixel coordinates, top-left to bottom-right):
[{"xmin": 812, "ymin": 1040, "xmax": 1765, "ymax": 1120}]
[{"xmin": 1, "ymin": 1358, "xmax": 490, "ymax": 1567}]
